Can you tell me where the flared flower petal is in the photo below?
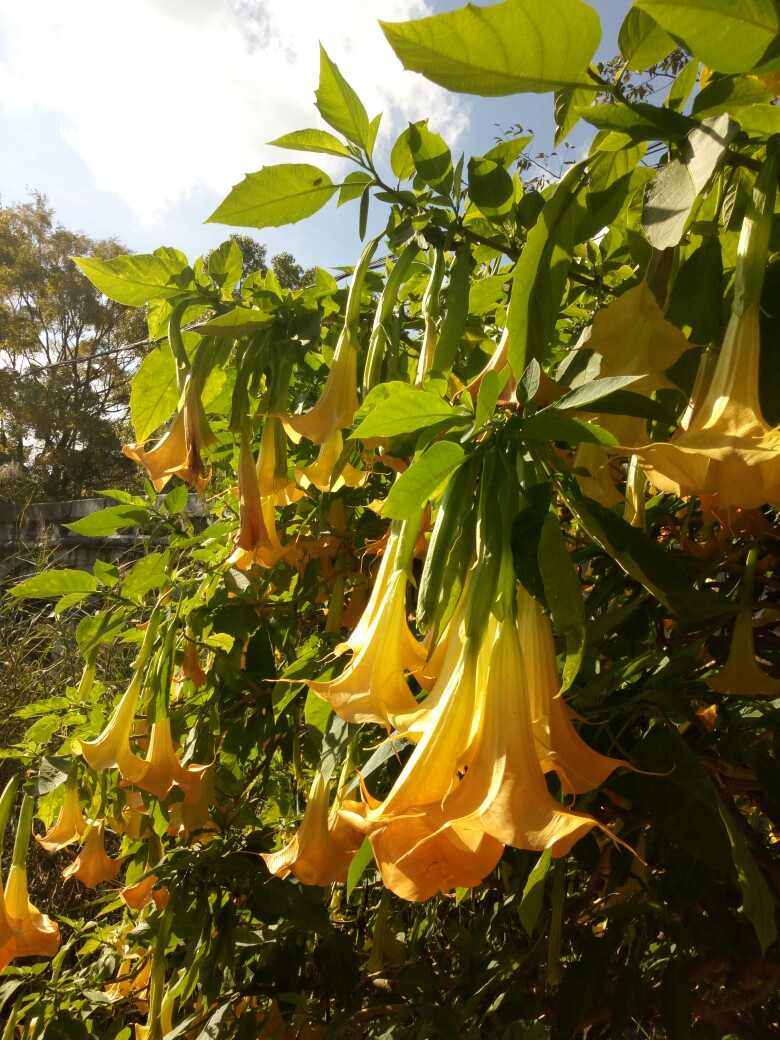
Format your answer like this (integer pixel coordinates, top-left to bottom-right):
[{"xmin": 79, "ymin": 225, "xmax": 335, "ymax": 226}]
[
  {"xmin": 634, "ymin": 306, "xmax": 780, "ymax": 508},
  {"xmin": 306, "ymin": 533, "xmax": 426, "ymax": 729},
  {"xmin": 62, "ymin": 820, "xmax": 121, "ymax": 888},
  {"xmin": 228, "ymin": 430, "xmax": 287, "ymax": 571},
  {"xmin": 295, "ymin": 430, "xmax": 368, "ymax": 493},
  {"xmin": 518, "ymin": 587, "xmax": 625, "ymax": 795},
  {"xmin": 262, "ymin": 772, "xmax": 363, "ymax": 887},
  {"xmin": 36, "ymin": 779, "xmax": 87, "ymax": 852},
  {"xmin": 123, "ymin": 374, "xmax": 216, "ymax": 492},
  {"xmin": 282, "ymin": 328, "xmax": 360, "ymax": 445},
  {"xmin": 73, "ymin": 678, "xmax": 149, "ymax": 786},
  {"xmin": 4, "ymin": 864, "xmax": 60, "ymax": 962},
  {"xmin": 705, "ymin": 611, "xmax": 780, "ymax": 697},
  {"xmin": 257, "ymin": 417, "xmax": 305, "ymax": 506}
]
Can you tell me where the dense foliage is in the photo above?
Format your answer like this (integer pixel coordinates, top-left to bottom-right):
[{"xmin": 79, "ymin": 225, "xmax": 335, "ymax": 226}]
[{"xmin": 3, "ymin": 2, "xmax": 780, "ymax": 1038}]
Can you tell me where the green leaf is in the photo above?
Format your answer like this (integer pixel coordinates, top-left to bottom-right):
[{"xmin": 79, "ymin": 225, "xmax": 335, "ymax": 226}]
[
  {"xmin": 577, "ymin": 101, "xmax": 693, "ymax": 142},
  {"xmin": 11, "ymin": 569, "xmax": 97, "ymax": 600},
  {"xmin": 692, "ymin": 73, "xmax": 773, "ymax": 118},
  {"xmin": 72, "ymin": 253, "xmax": 188, "ymax": 306},
  {"xmin": 719, "ymin": 804, "xmax": 778, "ymax": 953},
  {"xmin": 554, "ymin": 87, "xmax": 591, "ymax": 145},
  {"xmin": 518, "ymin": 848, "xmax": 552, "ymax": 936},
  {"xmin": 122, "ymin": 551, "xmax": 170, "ymax": 602},
  {"xmin": 559, "ymin": 479, "xmax": 727, "ymax": 621},
  {"xmin": 636, "ymin": 0, "xmax": 779, "ymax": 74},
  {"xmin": 380, "ymin": 0, "xmax": 602, "ymax": 96},
  {"xmin": 200, "ymin": 307, "xmax": 274, "ymax": 335},
  {"xmin": 468, "ymin": 157, "xmax": 514, "ymax": 219},
  {"xmin": 538, "ymin": 514, "xmax": 586, "ymax": 692},
  {"xmin": 338, "ymin": 171, "xmax": 374, "ymax": 207},
  {"xmin": 269, "ymin": 128, "xmax": 352, "ymax": 158},
  {"xmin": 618, "ymin": 7, "xmax": 676, "ymax": 70},
  {"xmin": 642, "ymin": 114, "xmax": 736, "ymax": 249},
  {"xmin": 522, "ymin": 413, "xmax": 618, "ymax": 446},
  {"xmin": 207, "ymin": 164, "xmax": 336, "ymax": 230},
  {"xmin": 346, "ymin": 839, "xmax": 375, "ymax": 899},
  {"xmin": 469, "ymin": 275, "xmax": 507, "ymax": 316},
  {"xmin": 207, "ymin": 239, "xmax": 243, "ymax": 292},
  {"xmin": 76, "ymin": 609, "xmax": 128, "ymax": 656},
  {"xmin": 304, "ymin": 688, "xmax": 332, "ymax": 737},
  {"xmin": 352, "ymin": 383, "xmax": 466, "ymax": 439},
  {"xmin": 635, "ymin": 726, "xmax": 734, "ymax": 873},
  {"xmin": 383, "ymin": 441, "xmax": 466, "ymax": 520},
  {"xmin": 64, "ymin": 505, "xmax": 149, "ymax": 537},
  {"xmin": 93, "ymin": 559, "xmax": 120, "ymax": 588},
  {"xmin": 552, "ymin": 375, "xmax": 643, "ymax": 411},
  {"xmin": 483, "ymin": 136, "xmax": 533, "ymax": 167},
  {"xmin": 315, "ymin": 46, "xmax": 370, "ymax": 149},
  {"xmin": 390, "ymin": 126, "xmax": 417, "ymax": 181},
  {"xmin": 164, "ymin": 483, "xmax": 189, "ymax": 514},
  {"xmin": 475, "ymin": 369, "xmax": 508, "ymax": 430},
  {"xmin": 408, "ymin": 121, "xmax": 453, "ymax": 191},
  {"xmin": 737, "ymin": 102, "xmax": 780, "ymax": 136}
]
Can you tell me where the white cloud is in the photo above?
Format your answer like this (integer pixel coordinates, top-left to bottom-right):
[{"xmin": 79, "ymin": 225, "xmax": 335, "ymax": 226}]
[{"xmin": 0, "ymin": 0, "xmax": 467, "ymax": 225}]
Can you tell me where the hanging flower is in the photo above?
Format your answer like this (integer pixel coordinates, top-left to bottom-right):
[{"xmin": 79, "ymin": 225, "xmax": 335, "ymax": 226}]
[
  {"xmin": 73, "ymin": 674, "xmax": 150, "ymax": 786},
  {"xmin": 36, "ymin": 774, "xmax": 87, "ymax": 852},
  {"xmin": 634, "ymin": 304, "xmax": 780, "ymax": 509},
  {"xmin": 305, "ymin": 530, "xmax": 426, "ymax": 729},
  {"xmin": 705, "ymin": 611, "xmax": 780, "ymax": 697},
  {"xmin": 262, "ymin": 771, "xmax": 363, "ymax": 887},
  {"xmin": 257, "ymin": 417, "xmax": 304, "ymax": 506},
  {"xmin": 282, "ymin": 327, "xmax": 361, "ymax": 446},
  {"xmin": 62, "ymin": 820, "xmax": 121, "ymax": 888},
  {"xmin": 517, "ymin": 586, "xmax": 626, "ymax": 795},
  {"xmin": 228, "ymin": 429, "xmax": 287, "ymax": 571},
  {"xmin": 295, "ymin": 430, "xmax": 368, "ymax": 494},
  {"xmin": 123, "ymin": 372, "xmax": 216, "ymax": 492}
]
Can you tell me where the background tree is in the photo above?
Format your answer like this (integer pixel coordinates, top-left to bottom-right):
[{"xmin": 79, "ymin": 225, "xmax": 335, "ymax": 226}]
[{"xmin": 0, "ymin": 192, "xmax": 144, "ymax": 502}]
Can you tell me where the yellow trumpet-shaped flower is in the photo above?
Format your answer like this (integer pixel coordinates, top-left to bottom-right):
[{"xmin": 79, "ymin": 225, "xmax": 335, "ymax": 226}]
[
  {"xmin": 132, "ymin": 716, "xmax": 213, "ymax": 807},
  {"xmin": 3, "ymin": 864, "xmax": 60, "ymax": 963},
  {"xmin": 518, "ymin": 586, "xmax": 625, "ymax": 795},
  {"xmin": 123, "ymin": 373, "xmax": 216, "ymax": 492},
  {"xmin": 257, "ymin": 417, "xmax": 304, "ymax": 506},
  {"xmin": 282, "ymin": 328, "xmax": 360, "ymax": 446},
  {"xmin": 634, "ymin": 305, "xmax": 780, "ymax": 509},
  {"xmin": 295, "ymin": 429, "xmax": 368, "ymax": 493},
  {"xmin": 306, "ymin": 531, "xmax": 426, "ymax": 729},
  {"xmin": 228, "ymin": 430, "xmax": 287, "ymax": 571},
  {"xmin": 36, "ymin": 776, "xmax": 87, "ymax": 852},
  {"xmin": 73, "ymin": 675, "xmax": 149, "ymax": 786},
  {"xmin": 105, "ymin": 954, "xmax": 151, "ymax": 1010},
  {"xmin": 262, "ymin": 771, "xmax": 363, "ymax": 887},
  {"xmin": 706, "ymin": 611, "xmax": 780, "ymax": 697},
  {"xmin": 62, "ymin": 820, "xmax": 121, "ymax": 888}
]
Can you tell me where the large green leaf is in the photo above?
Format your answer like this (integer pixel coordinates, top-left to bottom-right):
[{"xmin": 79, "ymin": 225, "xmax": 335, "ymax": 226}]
[
  {"xmin": 719, "ymin": 804, "xmax": 778, "ymax": 954},
  {"xmin": 73, "ymin": 253, "xmax": 188, "ymax": 306},
  {"xmin": 636, "ymin": 0, "xmax": 779, "ymax": 74},
  {"xmin": 380, "ymin": 0, "xmax": 602, "ymax": 96},
  {"xmin": 12, "ymin": 569, "xmax": 97, "ymax": 600},
  {"xmin": 269, "ymin": 128, "xmax": 352, "ymax": 158},
  {"xmin": 383, "ymin": 441, "xmax": 466, "ymax": 520},
  {"xmin": 63, "ymin": 505, "xmax": 150, "ymax": 537},
  {"xmin": 352, "ymin": 383, "xmax": 467, "ymax": 439},
  {"xmin": 618, "ymin": 7, "xmax": 676, "ymax": 70},
  {"xmin": 315, "ymin": 46, "xmax": 371, "ymax": 150},
  {"xmin": 577, "ymin": 101, "xmax": 693, "ymax": 142},
  {"xmin": 207, "ymin": 164, "xmax": 337, "ymax": 230},
  {"xmin": 642, "ymin": 114, "xmax": 736, "ymax": 249},
  {"xmin": 635, "ymin": 726, "xmax": 734, "ymax": 873},
  {"xmin": 408, "ymin": 121, "xmax": 453, "ymax": 191},
  {"xmin": 738, "ymin": 103, "xmax": 780, "ymax": 137}
]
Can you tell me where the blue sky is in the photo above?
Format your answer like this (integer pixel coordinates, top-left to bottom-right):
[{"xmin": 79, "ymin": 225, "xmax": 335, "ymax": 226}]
[{"xmin": 0, "ymin": 0, "xmax": 628, "ymax": 272}]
